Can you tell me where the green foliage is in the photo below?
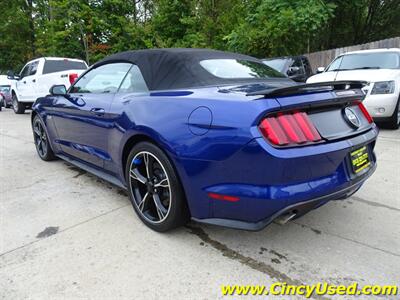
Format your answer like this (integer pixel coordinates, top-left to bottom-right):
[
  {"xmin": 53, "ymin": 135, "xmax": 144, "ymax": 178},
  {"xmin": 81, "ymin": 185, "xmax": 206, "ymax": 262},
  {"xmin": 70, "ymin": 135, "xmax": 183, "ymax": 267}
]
[
  {"xmin": 0, "ymin": 0, "xmax": 399, "ymax": 72},
  {"xmin": 0, "ymin": 0, "xmax": 34, "ymax": 72},
  {"xmin": 318, "ymin": 0, "xmax": 400, "ymax": 50},
  {"xmin": 225, "ymin": 0, "xmax": 335, "ymax": 57}
]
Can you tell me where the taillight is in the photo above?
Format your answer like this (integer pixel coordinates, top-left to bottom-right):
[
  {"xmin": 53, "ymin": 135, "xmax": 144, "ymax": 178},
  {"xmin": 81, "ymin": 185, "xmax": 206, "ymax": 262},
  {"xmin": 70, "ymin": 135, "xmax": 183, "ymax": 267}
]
[
  {"xmin": 259, "ymin": 112, "xmax": 322, "ymax": 146},
  {"xmin": 69, "ymin": 73, "xmax": 79, "ymax": 85},
  {"xmin": 358, "ymin": 102, "xmax": 373, "ymax": 123}
]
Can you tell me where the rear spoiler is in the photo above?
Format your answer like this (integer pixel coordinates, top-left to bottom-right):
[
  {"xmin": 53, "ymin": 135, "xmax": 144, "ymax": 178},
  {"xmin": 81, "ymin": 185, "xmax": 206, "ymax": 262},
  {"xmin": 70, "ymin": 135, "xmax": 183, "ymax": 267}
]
[{"xmin": 246, "ymin": 81, "xmax": 368, "ymax": 97}]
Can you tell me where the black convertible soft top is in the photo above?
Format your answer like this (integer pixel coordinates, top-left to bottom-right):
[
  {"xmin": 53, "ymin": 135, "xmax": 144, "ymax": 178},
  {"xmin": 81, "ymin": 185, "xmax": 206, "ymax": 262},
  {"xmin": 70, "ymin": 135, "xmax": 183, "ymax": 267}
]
[{"xmin": 93, "ymin": 48, "xmax": 279, "ymax": 91}]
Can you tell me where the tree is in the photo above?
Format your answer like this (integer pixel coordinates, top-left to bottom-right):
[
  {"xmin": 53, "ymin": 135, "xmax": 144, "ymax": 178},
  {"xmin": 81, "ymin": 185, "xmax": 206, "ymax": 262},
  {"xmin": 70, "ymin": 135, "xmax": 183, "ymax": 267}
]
[
  {"xmin": 151, "ymin": 0, "xmax": 194, "ymax": 47},
  {"xmin": 0, "ymin": 0, "xmax": 34, "ymax": 72},
  {"xmin": 225, "ymin": 0, "xmax": 335, "ymax": 57},
  {"xmin": 318, "ymin": 0, "xmax": 400, "ymax": 50},
  {"xmin": 0, "ymin": 0, "xmax": 399, "ymax": 72}
]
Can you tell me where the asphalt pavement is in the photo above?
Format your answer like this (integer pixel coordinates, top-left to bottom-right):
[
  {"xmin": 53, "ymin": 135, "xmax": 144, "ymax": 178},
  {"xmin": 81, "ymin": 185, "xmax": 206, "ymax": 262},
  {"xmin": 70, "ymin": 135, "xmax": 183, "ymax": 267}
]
[{"xmin": 0, "ymin": 109, "xmax": 399, "ymax": 299}]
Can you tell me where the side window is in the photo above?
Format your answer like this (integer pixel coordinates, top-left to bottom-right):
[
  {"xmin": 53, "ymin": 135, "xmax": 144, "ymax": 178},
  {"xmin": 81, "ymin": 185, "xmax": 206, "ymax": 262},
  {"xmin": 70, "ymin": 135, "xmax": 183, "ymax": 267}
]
[
  {"xmin": 29, "ymin": 61, "xmax": 39, "ymax": 76},
  {"xmin": 70, "ymin": 63, "xmax": 131, "ymax": 94},
  {"xmin": 119, "ymin": 65, "xmax": 149, "ymax": 93},
  {"xmin": 292, "ymin": 58, "xmax": 305, "ymax": 75},
  {"xmin": 20, "ymin": 64, "xmax": 31, "ymax": 78}
]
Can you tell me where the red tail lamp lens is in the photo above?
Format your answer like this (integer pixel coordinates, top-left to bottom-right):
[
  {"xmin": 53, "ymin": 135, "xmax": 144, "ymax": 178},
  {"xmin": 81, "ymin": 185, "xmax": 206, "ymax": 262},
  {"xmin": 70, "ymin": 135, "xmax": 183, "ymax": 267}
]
[
  {"xmin": 69, "ymin": 73, "xmax": 79, "ymax": 85},
  {"xmin": 259, "ymin": 112, "xmax": 321, "ymax": 146},
  {"xmin": 358, "ymin": 102, "xmax": 373, "ymax": 123}
]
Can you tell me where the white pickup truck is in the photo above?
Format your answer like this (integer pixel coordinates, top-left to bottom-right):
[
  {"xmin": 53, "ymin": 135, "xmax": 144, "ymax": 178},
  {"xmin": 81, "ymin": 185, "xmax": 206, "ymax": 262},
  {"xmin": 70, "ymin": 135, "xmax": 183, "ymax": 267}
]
[{"xmin": 8, "ymin": 57, "xmax": 88, "ymax": 114}]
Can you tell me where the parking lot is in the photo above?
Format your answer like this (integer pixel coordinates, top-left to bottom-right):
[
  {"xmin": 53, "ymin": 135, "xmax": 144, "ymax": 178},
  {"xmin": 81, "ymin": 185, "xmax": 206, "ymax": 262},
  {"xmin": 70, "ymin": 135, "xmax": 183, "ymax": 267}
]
[{"xmin": 0, "ymin": 109, "xmax": 399, "ymax": 299}]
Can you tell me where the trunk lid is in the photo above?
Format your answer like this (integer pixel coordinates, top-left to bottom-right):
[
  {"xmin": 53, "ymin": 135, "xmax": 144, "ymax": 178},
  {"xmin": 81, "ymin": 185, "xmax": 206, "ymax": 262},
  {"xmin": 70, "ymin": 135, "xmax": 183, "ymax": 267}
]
[{"xmin": 252, "ymin": 82, "xmax": 373, "ymax": 145}]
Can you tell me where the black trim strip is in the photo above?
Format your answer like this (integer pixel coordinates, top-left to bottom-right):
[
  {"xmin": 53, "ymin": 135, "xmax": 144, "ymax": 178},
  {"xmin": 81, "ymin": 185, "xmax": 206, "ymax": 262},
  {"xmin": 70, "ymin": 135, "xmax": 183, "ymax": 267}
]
[{"xmin": 57, "ymin": 153, "xmax": 126, "ymax": 189}]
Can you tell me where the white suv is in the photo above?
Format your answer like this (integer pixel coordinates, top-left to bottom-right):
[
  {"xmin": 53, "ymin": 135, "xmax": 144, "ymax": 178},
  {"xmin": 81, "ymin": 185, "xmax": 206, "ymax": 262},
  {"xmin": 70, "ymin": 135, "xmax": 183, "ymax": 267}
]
[
  {"xmin": 8, "ymin": 57, "xmax": 88, "ymax": 114},
  {"xmin": 307, "ymin": 48, "xmax": 400, "ymax": 129}
]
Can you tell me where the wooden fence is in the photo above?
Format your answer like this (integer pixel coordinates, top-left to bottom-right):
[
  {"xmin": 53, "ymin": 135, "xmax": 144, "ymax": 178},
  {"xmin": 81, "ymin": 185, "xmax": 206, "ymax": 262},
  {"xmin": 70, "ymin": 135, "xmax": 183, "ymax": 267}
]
[{"xmin": 304, "ymin": 37, "xmax": 400, "ymax": 72}]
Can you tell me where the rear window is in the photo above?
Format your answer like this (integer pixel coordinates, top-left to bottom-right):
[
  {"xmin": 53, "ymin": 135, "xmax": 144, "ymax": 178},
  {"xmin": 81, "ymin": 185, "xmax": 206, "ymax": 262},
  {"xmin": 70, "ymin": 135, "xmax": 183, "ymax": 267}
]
[
  {"xmin": 43, "ymin": 60, "xmax": 87, "ymax": 74},
  {"xmin": 200, "ymin": 59, "xmax": 286, "ymax": 79}
]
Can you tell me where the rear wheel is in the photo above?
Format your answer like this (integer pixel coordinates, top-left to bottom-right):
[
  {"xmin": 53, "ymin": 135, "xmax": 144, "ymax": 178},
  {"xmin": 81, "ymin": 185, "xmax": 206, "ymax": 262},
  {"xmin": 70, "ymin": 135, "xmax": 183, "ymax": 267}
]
[
  {"xmin": 387, "ymin": 97, "xmax": 400, "ymax": 129},
  {"xmin": 125, "ymin": 142, "xmax": 189, "ymax": 232},
  {"xmin": 12, "ymin": 94, "xmax": 25, "ymax": 114},
  {"xmin": 32, "ymin": 115, "xmax": 56, "ymax": 161}
]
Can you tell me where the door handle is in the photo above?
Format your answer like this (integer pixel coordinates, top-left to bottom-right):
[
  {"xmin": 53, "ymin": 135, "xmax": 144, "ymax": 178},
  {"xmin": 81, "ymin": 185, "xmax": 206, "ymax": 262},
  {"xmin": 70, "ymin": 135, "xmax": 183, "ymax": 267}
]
[{"xmin": 90, "ymin": 108, "xmax": 105, "ymax": 116}]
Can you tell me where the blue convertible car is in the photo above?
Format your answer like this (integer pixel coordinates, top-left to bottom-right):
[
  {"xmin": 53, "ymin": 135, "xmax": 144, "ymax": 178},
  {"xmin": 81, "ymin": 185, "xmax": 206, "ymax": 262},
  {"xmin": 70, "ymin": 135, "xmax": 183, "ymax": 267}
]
[{"xmin": 32, "ymin": 49, "xmax": 377, "ymax": 231}]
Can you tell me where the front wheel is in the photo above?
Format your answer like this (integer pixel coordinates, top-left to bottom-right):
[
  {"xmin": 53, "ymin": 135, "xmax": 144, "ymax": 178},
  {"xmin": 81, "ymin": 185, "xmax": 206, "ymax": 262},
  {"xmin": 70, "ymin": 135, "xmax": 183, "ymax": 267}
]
[
  {"xmin": 387, "ymin": 98, "xmax": 400, "ymax": 129},
  {"xmin": 32, "ymin": 115, "xmax": 56, "ymax": 161},
  {"xmin": 12, "ymin": 94, "xmax": 25, "ymax": 114},
  {"xmin": 125, "ymin": 142, "xmax": 190, "ymax": 232}
]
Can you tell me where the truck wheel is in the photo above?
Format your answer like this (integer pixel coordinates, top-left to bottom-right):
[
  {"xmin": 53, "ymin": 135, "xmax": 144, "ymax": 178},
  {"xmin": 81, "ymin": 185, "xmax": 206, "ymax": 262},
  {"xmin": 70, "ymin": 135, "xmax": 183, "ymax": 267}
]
[
  {"xmin": 387, "ymin": 97, "xmax": 400, "ymax": 129},
  {"xmin": 12, "ymin": 94, "xmax": 25, "ymax": 114}
]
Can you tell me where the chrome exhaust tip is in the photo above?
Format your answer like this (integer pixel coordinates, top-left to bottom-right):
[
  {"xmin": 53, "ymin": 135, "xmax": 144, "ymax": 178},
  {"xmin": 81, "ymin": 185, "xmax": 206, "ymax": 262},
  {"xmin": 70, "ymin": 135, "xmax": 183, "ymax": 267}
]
[{"xmin": 273, "ymin": 211, "xmax": 297, "ymax": 225}]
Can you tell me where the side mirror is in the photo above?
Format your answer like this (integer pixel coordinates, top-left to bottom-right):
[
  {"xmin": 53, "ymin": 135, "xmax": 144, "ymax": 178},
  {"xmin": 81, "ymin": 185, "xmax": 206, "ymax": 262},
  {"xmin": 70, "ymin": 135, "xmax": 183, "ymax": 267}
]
[
  {"xmin": 287, "ymin": 66, "xmax": 300, "ymax": 76},
  {"xmin": 50, "ymin": 84, "xmax": 67, "ymax": 96},
  {"xmin": 316, "ymin": 67, "xmax": 325, "ymax": 74},
  {"xmin": 7, "ymin": 70, "xmax": 18, "ymax": 80}
]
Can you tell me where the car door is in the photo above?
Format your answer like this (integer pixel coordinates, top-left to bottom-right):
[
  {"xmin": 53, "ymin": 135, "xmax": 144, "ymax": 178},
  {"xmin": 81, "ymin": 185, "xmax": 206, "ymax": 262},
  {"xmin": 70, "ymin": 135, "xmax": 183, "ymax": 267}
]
[
  {"xmin": 51, "ymin": 62, "xmax": 132, "ymax": 168},
  {"xmin": 105, "ymin": 64, "xmax": 150, "ymax": 175},
  {"xmin": 16, "ymin": 63, "xmax": 32, "ymax": 101},
  {"xmin": 20, "ymin": 60, "xmax": 39, "ymax": 101}
]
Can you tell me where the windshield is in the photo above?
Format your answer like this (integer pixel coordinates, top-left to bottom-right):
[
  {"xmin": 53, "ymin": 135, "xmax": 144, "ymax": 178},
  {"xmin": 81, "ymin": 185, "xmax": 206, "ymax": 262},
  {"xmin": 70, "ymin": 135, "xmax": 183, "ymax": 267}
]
[
  {"xmin": 0, "ymin": 85, "xmax": 11, "ymax": 93},
  {"xmin": 327, "ymin": 52, "xmax": 400, "ymax": 71},
  {"xmin": 200, "ymin": 59, "xmax": 286, "ymax": 79},
  {"xmin": 262, "ymin": 58, "xmax": 288, "ymax": 72}
]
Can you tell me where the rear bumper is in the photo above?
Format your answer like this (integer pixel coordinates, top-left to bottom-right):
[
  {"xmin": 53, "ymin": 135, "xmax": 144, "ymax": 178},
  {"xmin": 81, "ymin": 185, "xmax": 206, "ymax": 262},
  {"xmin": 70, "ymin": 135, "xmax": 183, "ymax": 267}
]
[
  {"xmin": 182, "ymin": 126, "xmax": 378, "ymax": 227},
  {"xmin": 193, "ymin": 162, "xmax": 376, "ymax": 231}
]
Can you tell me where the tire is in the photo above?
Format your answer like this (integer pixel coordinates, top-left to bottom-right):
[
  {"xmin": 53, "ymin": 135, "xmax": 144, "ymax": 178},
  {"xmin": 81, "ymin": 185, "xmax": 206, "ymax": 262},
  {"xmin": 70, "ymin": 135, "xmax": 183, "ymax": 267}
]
[
  {"xmin": 386, "ymin": 97, "xmax": 400, "ymax": 129},
  {"xmin": 32, "ymin": 115, "xmax": 56, "ymax": 161},
  {"xmin": 12, "ymin": 94, "xmax": 25, "ymax": 114},
  {"xmin": 125, "ymin": 141, "xmax": 190, "ymax": 232}
]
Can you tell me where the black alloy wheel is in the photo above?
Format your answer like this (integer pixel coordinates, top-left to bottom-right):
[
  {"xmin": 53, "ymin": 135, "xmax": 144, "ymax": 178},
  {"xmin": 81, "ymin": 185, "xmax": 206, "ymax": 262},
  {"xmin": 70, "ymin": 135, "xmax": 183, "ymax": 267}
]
[
  {"xmin": 126, "ymin": 142, "xmax": 189, "ymax": 231},
  {"xmin": 32, "ymin": 116, "xmax": 56, "ymax": 161}
]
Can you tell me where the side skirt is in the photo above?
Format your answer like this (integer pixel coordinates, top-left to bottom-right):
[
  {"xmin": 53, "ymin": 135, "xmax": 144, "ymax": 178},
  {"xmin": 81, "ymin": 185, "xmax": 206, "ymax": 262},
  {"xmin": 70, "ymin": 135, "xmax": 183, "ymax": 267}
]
[{"xmin": 57, "ymin": 154, "xmax": 127, "ymax": 190}]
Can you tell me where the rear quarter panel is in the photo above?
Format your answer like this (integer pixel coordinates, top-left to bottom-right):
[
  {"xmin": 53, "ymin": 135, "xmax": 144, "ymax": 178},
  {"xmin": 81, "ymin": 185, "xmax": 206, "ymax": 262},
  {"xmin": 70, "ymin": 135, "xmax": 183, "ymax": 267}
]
[{"xmin": 108, "ymin": 89, "xmax": 281, "ymax": 218}]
